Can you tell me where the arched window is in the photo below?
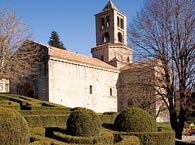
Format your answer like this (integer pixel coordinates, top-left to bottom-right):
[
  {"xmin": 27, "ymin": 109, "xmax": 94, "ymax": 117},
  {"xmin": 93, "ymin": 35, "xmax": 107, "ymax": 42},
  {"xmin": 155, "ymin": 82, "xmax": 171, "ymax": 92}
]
[
  {"xmin": 120, "ymin": 18, "xmax": 124, "ymax": 29},
  {"xmin": 110, "ymin": 88, "xmax": 112, "ymax": 96},
  {"xmin": 101, "ymin": 55, "xmax": 104, "ymax": 61},
  {"xmin": 106, "ymin": 16, "xmax": 110, "ymax": 28},
  {"xmin": 127, "ymin": 56, "xmax": 130, "ymax": 62},
  {"xmin": 102, "ymin": 32, "xmax": 110, "ymax": 43},
  {"xmin": 89, "ymin": 85, "xmax": 93, "ymax": 94},
  {"xmin": 118, "ymin": 32, "xmax": 123, "ymax": 42},
  {"xmin": 28, "ymin": 90, "xmax": 34, "ymax": 98},
  {"xmin": 117, "ymin": 16, "xmax": 120, "ymax": 27},
  {"xmin": 101, "ymin": 18, "xmax": 105, "ymax": 30}
]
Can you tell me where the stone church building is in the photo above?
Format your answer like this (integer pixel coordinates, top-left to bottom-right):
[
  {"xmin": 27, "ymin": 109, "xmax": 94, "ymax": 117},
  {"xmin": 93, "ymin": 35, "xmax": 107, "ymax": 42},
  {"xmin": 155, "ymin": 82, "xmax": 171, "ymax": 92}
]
[{"xmin": 10, "ymin": 1, "xmax": 169, "ymax": 122}]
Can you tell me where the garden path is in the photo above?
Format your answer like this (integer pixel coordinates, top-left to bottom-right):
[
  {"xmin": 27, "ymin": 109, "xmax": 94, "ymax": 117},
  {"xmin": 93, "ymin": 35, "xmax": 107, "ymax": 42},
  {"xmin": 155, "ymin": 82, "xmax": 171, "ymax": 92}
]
[{"xmin": 182, "ymin": 135, "xmax": 195, "ymax": 144}]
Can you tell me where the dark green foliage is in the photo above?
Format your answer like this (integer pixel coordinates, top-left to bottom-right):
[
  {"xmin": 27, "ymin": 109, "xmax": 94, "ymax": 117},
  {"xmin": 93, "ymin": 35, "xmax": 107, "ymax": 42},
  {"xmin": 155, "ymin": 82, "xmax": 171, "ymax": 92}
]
[
  {"xmin": 66, "ymin": 107, "xmax": 102, "ymax": 137},
  {"xmin": 0, "ymin": 100, "xmax": 20, "ymax": 110},
  {"xmin": 51, "ymin": 129, "xmax": 114, "ymax": 144},
  {"xmin": 100, "ymin": 112, "xmax": 118, "ymax": 126},
  {"xmin": 45, "ymin": 127, "xmax": 140, "ymax": 145},
  {"xmin": 19, "ymin": 109, "xmax": 70, "ymax": 116},
  {"xmin": 0, "ymin": 106, "xmax": 30, "ymax": 145},
  {"xmin": 103, "ymin": 111, "xmax": 118, "ymax": 115},
  {"xmin": 48, "ymin": 31, "xmax": 66, "ymax": 50},
  {"xmin": 115, "ymin": 135, "xmax": 140, "ymax": 145},
  {"xmin": 25, "ymin": 114, "xmax": 69, "ymax": 128},
  {"xmin": 115, "ymin": 128, "xmax": 175, "ymax": 145},
  {"xmin": 30, "ymin": 133, "xmax": 66, "ymax": 145},
  {"xmin": 114, "ymin": 107, "xmax": 157, "ymax": 132},
  {"xmin": 99, "ymin": 114, "xmax": 117, "ymax": 125}
]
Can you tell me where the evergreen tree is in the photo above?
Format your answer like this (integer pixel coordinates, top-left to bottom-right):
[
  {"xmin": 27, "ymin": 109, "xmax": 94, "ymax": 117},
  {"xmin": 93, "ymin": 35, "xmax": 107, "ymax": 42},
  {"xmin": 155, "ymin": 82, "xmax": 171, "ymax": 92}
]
[{"xmin": 48, "ymin": 31, "xmax": 66, "ymax": 50}]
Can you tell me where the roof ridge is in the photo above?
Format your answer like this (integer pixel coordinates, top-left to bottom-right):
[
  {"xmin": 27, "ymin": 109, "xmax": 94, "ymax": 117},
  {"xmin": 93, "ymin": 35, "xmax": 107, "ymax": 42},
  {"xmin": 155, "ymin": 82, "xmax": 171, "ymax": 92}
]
[
  {"xmin": 26, "ymin": 40, "xmax": 119, "ymax": 71},
  {"xmin": 31, "ymin": 41, "xmax": 118, "ymax": 71},
  {"xmin": 120, "ymin": 59, "xmax": 160, "ymax": 71},
  {"xmin": 49, "ymin": 46, "xmax": 118, "ymax": 71},
  {"xmin": 102, "ymin": 0, "xmax": 119, "ymax": 12}
]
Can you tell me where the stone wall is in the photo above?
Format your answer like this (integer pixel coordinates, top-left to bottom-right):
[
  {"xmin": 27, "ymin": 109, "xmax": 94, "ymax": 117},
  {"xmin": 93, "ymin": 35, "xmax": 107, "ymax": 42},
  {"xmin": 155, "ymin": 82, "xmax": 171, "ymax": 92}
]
[
  {"xmin": 91, "ymin": 43, "xmax": 133, "ymax": 68},
  {"xmin": 118, "ymin": 61, "xmax": 169, "ymax": 122},
  {"xmin": 118, "ymin": 64, "xmax": 156, "ymax": 115},
  {"xmin": 48, "ymin": 57, "xmax": 119, "ymax": 113},
  {"xmin": 34, "ymin": 62, "xmax": 49, "ymax": 101}
]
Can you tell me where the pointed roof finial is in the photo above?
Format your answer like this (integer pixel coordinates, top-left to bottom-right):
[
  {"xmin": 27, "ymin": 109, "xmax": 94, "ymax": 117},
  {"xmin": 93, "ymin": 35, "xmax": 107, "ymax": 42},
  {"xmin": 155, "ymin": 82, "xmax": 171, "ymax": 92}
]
[{"xmin": 102, "ymin": 0, "xmax": 119, "ymax": 12}]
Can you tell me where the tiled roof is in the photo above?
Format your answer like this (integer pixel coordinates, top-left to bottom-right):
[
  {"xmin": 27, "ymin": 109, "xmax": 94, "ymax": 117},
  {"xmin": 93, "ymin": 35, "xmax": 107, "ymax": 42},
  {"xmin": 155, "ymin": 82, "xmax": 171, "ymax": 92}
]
[
  {"xmin": 102, "ymin": 0, "xmax": 119, "ymax": 12},
  {"xmin": 36, "ymin": 42, "xmax": 118, "ymax": 71},
  {"xmin": 120, "ymin": 59, "xmax": 159, "ymax": 71}
]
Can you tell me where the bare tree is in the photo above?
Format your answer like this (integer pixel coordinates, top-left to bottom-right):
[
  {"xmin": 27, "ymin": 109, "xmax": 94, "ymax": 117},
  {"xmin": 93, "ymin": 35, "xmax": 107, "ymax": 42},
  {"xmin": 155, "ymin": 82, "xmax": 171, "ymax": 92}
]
[
  {"xmin": 119, "ymin": 59, "xmax": 169, "ymax": 121},
  {"xmin": 128, "ymin": 0, "xmax": 195, "ymax": 139},
  {"xmin": 0, "ymin": 8, "xmax": 41, "ymax": 83}
]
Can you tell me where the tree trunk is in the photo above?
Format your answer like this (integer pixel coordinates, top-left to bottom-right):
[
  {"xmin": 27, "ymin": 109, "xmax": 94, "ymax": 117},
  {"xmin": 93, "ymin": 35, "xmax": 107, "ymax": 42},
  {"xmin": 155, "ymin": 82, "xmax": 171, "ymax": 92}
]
[{"xmin": 175, "ymin": 107, "xmax": 186, "ymax": 139}]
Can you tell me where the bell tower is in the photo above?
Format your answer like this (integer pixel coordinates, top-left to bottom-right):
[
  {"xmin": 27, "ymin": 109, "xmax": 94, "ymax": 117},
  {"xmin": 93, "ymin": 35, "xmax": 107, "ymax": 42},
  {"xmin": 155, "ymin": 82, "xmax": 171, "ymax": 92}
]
[{"xmin": 91, "ymin": 0, "xmax": 133, "ymax": 68}]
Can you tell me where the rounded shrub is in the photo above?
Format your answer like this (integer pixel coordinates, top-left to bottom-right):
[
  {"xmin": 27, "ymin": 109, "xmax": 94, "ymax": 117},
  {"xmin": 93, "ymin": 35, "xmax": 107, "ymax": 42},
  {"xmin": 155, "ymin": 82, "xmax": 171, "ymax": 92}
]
[
  {"xmin": 114, "ymin": 107, "xmax": 157, "ymax": 132},
  {"xmin": 66, "ymin": 107, "xmax": 102, "ymax": 137},
  {"xmin": 0, "ymin": 106, "xmax": 30, "ymax": 145}
]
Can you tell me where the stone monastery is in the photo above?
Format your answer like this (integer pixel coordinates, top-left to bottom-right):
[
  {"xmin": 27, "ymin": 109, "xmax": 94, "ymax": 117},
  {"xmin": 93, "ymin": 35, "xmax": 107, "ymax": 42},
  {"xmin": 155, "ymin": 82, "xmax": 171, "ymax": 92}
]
[{"xmin": 7, "ymin": 1, "xmax": 168, "ymax": 121}]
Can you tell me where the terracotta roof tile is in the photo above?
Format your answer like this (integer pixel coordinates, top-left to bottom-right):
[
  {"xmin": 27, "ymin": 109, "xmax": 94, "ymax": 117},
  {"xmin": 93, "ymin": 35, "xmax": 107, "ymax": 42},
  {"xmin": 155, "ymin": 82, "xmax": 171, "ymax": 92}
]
[
  {"xmin": 35, "ymin": 42, "xmax": 118, "ymax": 71},
  {"xmin": 120, "ymin": 59, "xmax": 159, "ymax": 71}
]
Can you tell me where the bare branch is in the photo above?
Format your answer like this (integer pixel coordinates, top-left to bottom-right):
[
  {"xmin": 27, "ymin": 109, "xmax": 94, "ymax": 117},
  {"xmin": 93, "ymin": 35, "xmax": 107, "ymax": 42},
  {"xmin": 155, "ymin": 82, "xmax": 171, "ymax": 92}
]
[
  {"xmin": 128, "ymin": 0, "xmax": 195, "ymax": 139},
  {"xmin": 0, "ymin": 8, "xmax": 41, "ymax": 83}
]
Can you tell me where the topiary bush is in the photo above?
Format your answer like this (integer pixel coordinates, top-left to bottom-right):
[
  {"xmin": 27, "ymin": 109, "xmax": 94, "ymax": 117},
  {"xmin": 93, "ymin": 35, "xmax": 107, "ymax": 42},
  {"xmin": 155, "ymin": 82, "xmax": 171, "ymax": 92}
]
[
  {"xmin": 0, "ymin": 106, "xmax": 30, "ymax": 145},
  {"xmin": 114, "ymin": 107, "xmax": 157, "ymax": 132},
  {"xmin": 66, "ymin": 107, "xmax": 102, "ymax": 137}
]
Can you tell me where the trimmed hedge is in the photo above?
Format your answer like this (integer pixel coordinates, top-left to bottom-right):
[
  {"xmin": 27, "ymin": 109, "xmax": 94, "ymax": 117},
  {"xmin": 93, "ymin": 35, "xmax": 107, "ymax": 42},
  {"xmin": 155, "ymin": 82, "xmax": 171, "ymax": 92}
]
[
  {"xmin": 66, "ymin": 108, "xmax": 102, "ymax": 137},
  {"xmin": 32, "ymin": 127, "xmax": 173, "ymax": 145},
  {"xmin": 114, "ymin": 107, "xmax": 157, "ymax": 132},
  {"xmin": 30, "ymin": 127, "xmax": 46, "ymax": 136},
  {"xmin": 0, "ymin": 106, "xmax": 30, "ymax": 145},
  {"xmin": 99, "ymin": 114, "xmax": 118, "ymax": 124},
  {"xmin": 103, "ymin": 111, "xmax": 118, "ymax": 115},
  {"xmin": 0, "ymin": 94, "xmax": 174, "ymax": 145},
  {"xmin": 0, "ymin": 100, "xmax": 20, "ymax": 110},
  {"xmin": 115, "ymin": 135, "xmax": 140, "ymax": 145},
  {"xmin": 25, "ymin": 114, "xmax": 69, "ymax": 128},
  {"xmin": 0, "ymin": 94, "xmax": 70, "ymax": 111},
  {"xmin": 52, "ymin": 130, "xmax": 114, "ymax": 144},
  {"xmin": 19, "ymin": 110, "xmax": 70, "ymax": 116},
  {"xmin": 114, "ymin": 128, "xmax": 175, "ymax": 145},
  {"xmin": 45, "ymin": 127, "xmax": 140, "ymax": 145},
  {"xmin": 30, "ymin": 133, "xmax": 66, "ymax": 145},
  {"xmin": 29, "ymin": 141, "xmax": 51, "ymax": 145}
]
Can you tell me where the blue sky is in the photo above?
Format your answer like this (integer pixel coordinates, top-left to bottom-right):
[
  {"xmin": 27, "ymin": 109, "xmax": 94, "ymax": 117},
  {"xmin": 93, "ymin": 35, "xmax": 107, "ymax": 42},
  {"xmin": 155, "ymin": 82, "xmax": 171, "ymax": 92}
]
[{"xmin": 1, "ymin": 0, "xmax": 144, "ymax": 56}]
